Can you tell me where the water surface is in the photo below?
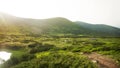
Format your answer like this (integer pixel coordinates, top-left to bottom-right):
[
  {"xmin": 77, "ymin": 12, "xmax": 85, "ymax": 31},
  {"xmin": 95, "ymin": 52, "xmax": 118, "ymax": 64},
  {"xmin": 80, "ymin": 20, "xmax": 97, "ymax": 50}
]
[{"xmin": 0, "ymin": 51, "xmax": 11, "ymax": 64}]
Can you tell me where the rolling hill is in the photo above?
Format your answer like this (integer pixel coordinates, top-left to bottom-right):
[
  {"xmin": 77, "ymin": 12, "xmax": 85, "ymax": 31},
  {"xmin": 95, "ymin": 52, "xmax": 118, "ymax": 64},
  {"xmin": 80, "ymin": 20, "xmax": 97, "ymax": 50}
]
[
  {"xmin": 75, "ymin": 21, "xmax": 120, "ymax": 37},
  {"xmin": 0, "ymin": 13, "xmax": 120, "ymax": 37}
]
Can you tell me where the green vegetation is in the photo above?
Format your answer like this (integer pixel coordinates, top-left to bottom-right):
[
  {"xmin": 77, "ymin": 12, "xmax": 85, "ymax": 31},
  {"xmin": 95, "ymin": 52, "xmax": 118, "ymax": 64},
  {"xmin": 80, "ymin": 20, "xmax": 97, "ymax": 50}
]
[
  {"xmin": 11, "ymin": 51, "xmax": 97, "ymax": 68},
  {"xmin": 0, "ymin": 13, "xmax": 120, "ymax": 37},
  {"xmin": 0, "ymin": 35, "xmax": 120, "ymax": 68},
  {"xmin": 0, "ymin": 13, "xmax": 120, "ymax": 68}
]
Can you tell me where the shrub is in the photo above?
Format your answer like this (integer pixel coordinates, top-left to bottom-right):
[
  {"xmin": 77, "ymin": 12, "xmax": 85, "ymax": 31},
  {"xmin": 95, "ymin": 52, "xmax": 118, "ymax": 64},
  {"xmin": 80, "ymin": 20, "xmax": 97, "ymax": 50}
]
[
  {"xmin": 2, "ymin": 53, "xmax": 35, "ymax": 68},
  {"xmin": 29, "ymin": 44, "xmax": 55, "ymax": 54},
  {"xmin": 11, "ymin": 52, "xmax": 98, "ymax": 68},
  {"xmin": 6, "ymin": 45, "xmax": 24, "ymax": 50}
]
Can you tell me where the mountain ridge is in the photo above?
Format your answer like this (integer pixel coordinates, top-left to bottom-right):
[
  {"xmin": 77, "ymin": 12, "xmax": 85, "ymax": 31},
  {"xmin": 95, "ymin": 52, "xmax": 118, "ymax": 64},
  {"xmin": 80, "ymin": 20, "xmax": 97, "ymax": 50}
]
[{"xmin": 0, "ymin": 13, "xmax": 120, "ymax": 37}]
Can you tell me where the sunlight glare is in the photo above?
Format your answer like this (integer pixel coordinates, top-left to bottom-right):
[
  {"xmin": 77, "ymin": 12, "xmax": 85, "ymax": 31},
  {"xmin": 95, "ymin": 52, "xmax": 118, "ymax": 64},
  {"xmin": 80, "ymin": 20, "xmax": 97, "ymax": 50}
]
[{"xmin": 0, "ymin": 0, "xmax": 120, "ymax": 27}]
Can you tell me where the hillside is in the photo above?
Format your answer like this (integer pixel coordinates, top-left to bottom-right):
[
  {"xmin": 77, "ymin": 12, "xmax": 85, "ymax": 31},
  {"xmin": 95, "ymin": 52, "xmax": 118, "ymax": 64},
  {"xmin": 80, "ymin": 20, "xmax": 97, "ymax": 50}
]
[
  {"xmin": 75, "ymin": 21, "xmax": 120, "ymax": 37},
  {"xmin": 0, "ymin": 13, "xmax": 120, "ymax": 68},
  {"xmin": 0, "ymin": 13, "xmax": 120, "ymax": 37}
]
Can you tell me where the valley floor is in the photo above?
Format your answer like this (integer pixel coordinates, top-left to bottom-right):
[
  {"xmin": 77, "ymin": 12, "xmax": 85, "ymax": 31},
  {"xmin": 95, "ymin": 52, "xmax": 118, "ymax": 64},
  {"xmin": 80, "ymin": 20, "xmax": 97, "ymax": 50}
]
[{"xmin": 0, "ymin": 35, "xmax": 120, "ymax": 68}]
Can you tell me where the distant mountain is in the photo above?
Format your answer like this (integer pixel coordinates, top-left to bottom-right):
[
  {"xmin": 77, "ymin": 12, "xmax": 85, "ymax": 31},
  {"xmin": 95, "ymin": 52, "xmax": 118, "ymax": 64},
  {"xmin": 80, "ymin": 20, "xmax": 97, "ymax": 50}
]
[
  {"xmin": 75, "ymin": 21, "xmax": 120, "ymax": 37},
  {"xmin": 0, "ymin": 13, "xmax": 120, "ymax": 37}
]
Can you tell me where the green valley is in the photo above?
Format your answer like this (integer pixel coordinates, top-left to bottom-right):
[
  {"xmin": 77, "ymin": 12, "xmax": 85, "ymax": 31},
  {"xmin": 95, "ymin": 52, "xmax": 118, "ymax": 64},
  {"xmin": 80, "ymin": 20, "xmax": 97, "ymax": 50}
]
[{"xmin": 0, "ymin": 13, "xmax": 120, "ymax": 68}]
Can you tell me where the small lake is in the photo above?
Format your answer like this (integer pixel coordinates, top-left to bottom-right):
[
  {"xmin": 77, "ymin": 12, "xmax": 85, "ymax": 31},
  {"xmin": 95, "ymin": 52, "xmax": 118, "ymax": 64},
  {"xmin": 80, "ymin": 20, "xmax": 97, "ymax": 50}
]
[{"xmin": 0, "ymin": 51, "xmax": 11, "ymax": 64}]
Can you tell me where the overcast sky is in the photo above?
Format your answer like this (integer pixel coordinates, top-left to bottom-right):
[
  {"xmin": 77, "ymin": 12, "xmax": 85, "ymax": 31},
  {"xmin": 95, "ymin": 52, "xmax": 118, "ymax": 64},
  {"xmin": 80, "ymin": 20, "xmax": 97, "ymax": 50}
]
[{"xmin": 0, "ymin": 0, "xmax": 120, "ymax": 27}]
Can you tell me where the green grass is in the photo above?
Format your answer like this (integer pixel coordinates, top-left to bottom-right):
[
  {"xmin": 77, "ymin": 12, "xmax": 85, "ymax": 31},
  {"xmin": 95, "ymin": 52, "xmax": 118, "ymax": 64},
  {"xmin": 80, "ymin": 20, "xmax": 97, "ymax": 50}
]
[
  {"xmin": 0, "ymin": 35, "xmax": 120, "ymax": 68},
  {"xmin": 9, "ymin": 50, "xmax": 27, "ymax": 57}
]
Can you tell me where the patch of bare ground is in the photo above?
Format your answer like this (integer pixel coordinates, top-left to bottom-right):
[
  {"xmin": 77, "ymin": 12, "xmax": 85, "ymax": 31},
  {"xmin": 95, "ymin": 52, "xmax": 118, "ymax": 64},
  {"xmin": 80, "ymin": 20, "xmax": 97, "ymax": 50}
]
[{"xmin": 84, "ymin": 52, "xmax": 119, "ymax": 68}]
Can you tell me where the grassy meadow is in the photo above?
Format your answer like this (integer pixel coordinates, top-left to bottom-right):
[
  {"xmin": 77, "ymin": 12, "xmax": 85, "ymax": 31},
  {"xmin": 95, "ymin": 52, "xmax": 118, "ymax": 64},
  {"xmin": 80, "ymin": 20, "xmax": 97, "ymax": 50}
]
[{"xmin": 0, "ymin": 34, "xmax": 120, "ymax": 68}]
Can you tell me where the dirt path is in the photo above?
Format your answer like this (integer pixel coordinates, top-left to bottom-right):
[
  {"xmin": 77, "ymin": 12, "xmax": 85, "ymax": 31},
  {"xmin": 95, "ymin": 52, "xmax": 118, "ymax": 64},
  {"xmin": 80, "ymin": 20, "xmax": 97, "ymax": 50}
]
[{"xmin": 84, "ymin": 52, "xmax": 119, "ymax": 68}]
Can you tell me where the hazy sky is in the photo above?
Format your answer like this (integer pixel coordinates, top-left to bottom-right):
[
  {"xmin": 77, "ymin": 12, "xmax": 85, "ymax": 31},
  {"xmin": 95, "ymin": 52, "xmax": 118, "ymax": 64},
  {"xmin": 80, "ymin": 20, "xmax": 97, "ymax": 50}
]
[{"xmin": 0, "ymin": 0, "xmax": 120, "ymax": 27}]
